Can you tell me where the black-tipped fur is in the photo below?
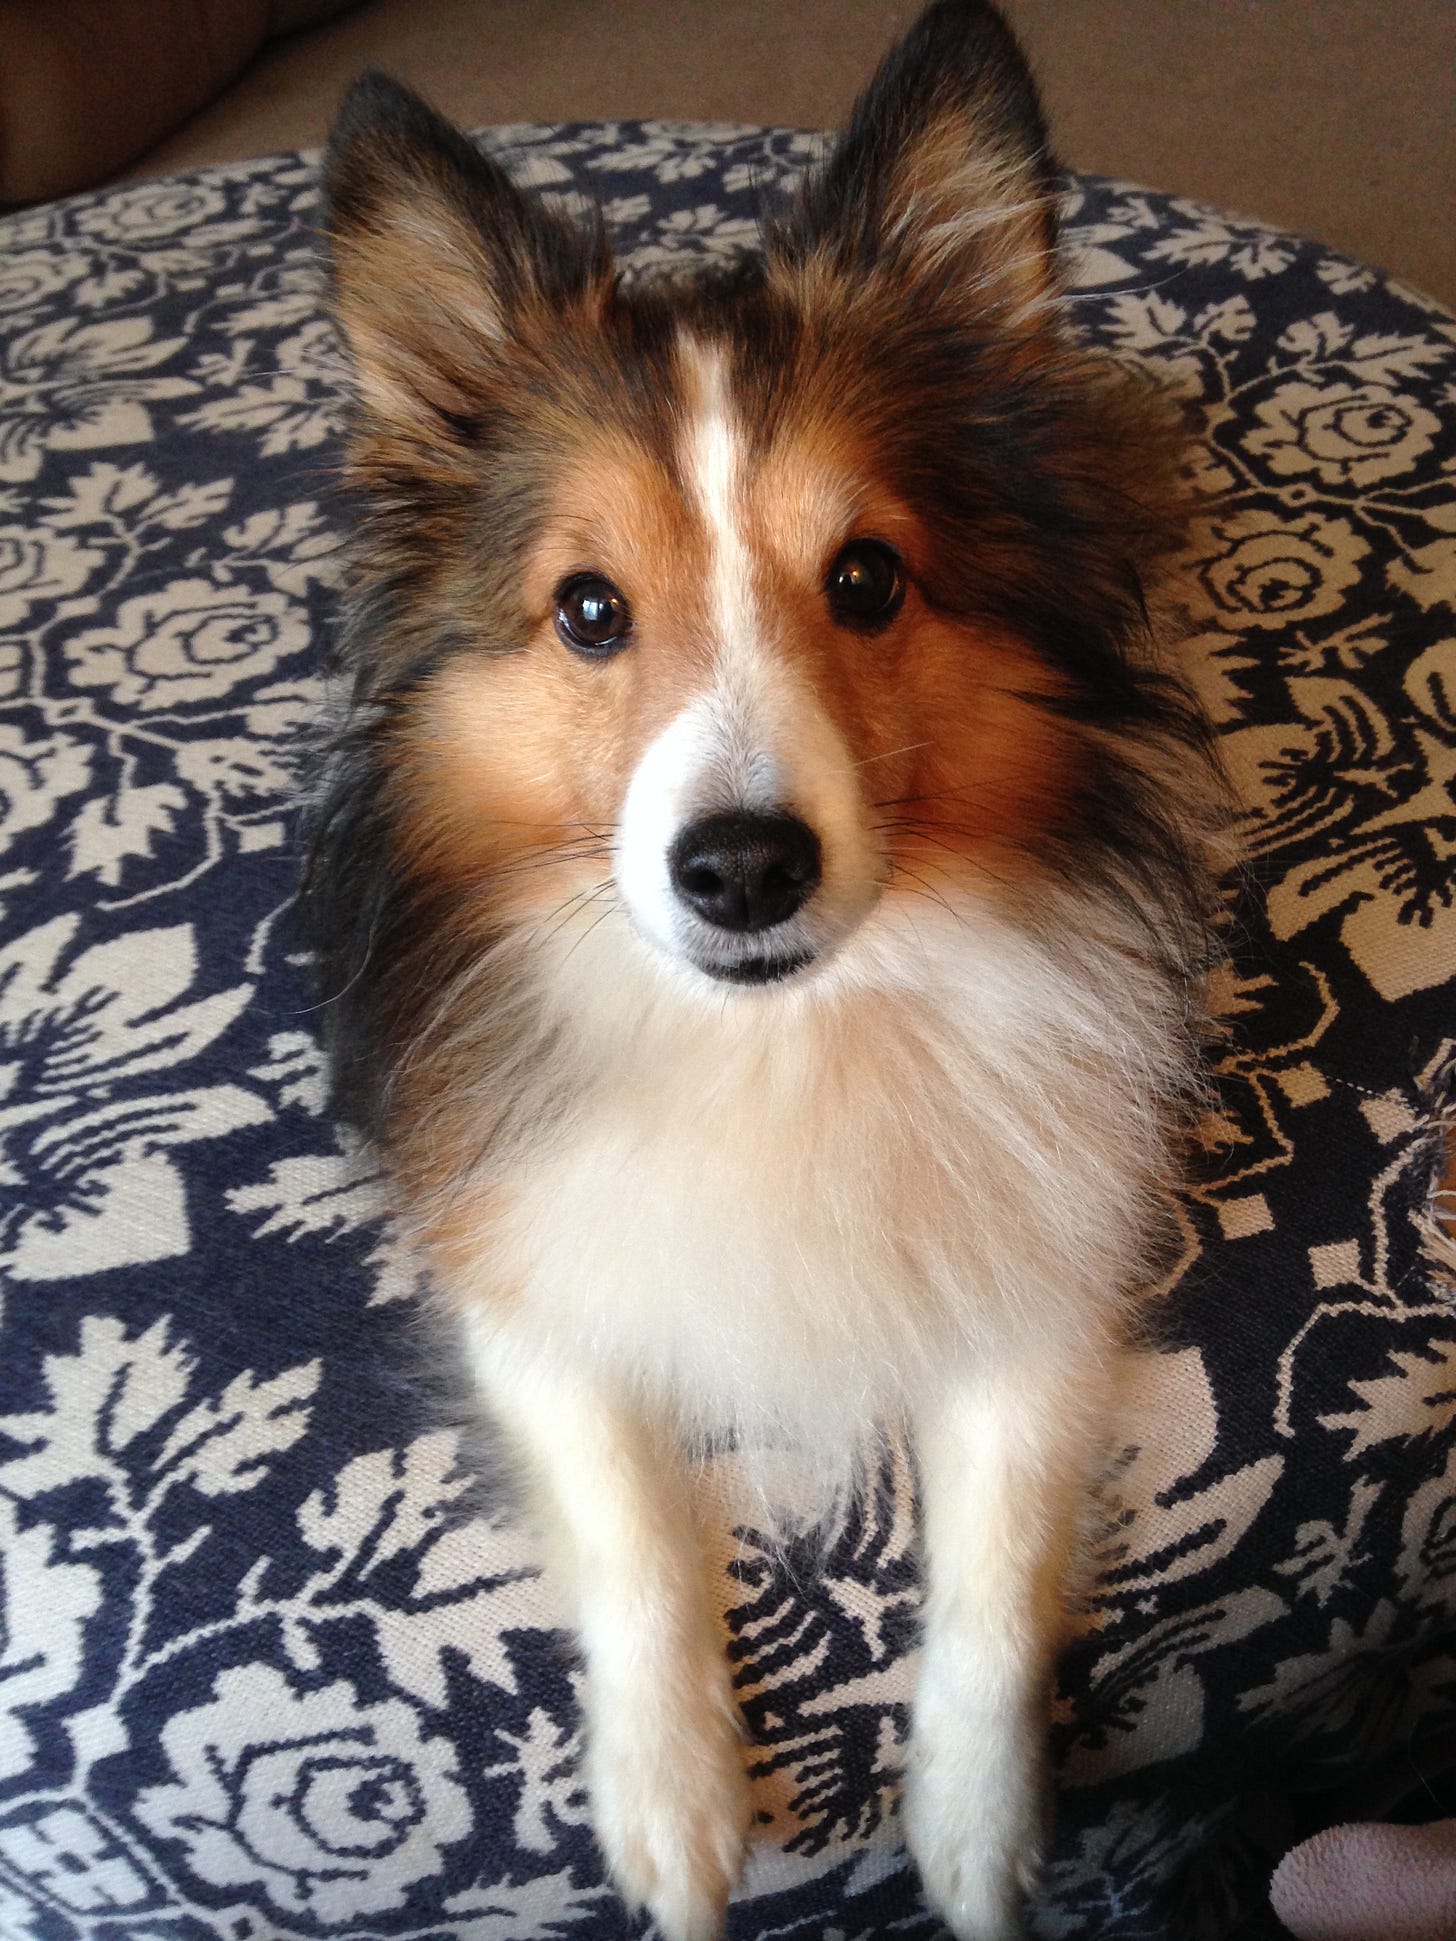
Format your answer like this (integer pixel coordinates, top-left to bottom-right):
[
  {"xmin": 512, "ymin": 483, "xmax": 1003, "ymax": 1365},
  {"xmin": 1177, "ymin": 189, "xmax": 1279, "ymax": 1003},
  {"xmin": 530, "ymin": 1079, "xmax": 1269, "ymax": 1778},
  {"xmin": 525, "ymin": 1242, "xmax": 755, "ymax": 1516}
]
[
  {"xmin": 324, "ymin": 68, "xmax": 612, "ymax": 338},
  {"xmin": 323, "ymin": 70, "xmax": 612, "ymax": 443},
  {"xmin": 773, "ymin": 0, "xmax": 1057, "ymax": 279}
]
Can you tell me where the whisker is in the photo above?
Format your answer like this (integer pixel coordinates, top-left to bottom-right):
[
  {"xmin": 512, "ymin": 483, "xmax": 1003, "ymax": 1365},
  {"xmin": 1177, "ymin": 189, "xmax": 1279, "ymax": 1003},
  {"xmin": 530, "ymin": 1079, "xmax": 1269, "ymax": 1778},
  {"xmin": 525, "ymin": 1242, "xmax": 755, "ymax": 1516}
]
[
  {"xmin": 841, "ymin": 741, "xmax": 932, "ymax": 774},
  {"xmin": 872, "ymin": 781, "xmax": 1005, "ymax": 811},
  {"xmin": 470, "ymin": 817, "xmax": 618, "ymax": 839},
  {"xmin": 881, "ymin": 825, "xmax": 1024, "ymax": 902},
  {"xmin": 559, "ymin": 888, "xmax": 621, "ymax": 967},
  {"xmin": 483, "ymin": 843, "xmax": 612, "ymax": 884},
  {"xmin": 888, "ymin": 860, "xmax": 967, "ymax": 929},
  {"xmin": 879, "ymin": 824, "xmax": 977, "ymax": 867},
  {"xmin": 532, "ymin": 877, "xmax": 615, "ymax": 951}
]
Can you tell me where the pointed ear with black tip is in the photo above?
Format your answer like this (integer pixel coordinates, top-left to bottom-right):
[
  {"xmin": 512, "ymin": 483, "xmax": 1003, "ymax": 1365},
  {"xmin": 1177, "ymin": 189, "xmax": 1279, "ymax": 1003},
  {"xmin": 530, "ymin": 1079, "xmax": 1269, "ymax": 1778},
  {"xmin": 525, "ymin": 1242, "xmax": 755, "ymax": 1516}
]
[
  {"xmin": 770, "ymin": 0, "xmax": 1059, "ymax": 322},
  {"xmin": 322, "ymin": 73, "xmax": 612, "ymax": 441}
]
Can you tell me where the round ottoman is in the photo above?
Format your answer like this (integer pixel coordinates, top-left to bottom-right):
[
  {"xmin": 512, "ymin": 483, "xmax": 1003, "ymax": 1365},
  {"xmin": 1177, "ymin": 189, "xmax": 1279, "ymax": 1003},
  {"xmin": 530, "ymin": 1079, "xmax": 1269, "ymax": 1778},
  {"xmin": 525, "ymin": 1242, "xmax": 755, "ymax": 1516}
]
[{"xmin": 0, "ymin": 124, "xmax": 1453, "ymax": 1940}]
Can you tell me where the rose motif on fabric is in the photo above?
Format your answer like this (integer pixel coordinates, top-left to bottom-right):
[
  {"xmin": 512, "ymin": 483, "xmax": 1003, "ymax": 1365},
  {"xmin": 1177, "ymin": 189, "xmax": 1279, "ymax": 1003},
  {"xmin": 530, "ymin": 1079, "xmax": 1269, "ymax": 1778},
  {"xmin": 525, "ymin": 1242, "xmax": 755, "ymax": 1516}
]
[
  {"xmin": 0, "ymin": 250, "xmax": 89, "ymax": 317},
  {"xmin": 1196, "ymin": 506, "xmax": 1367, "ymax": 631},
  {"xmin": 1246, "ymin": 378, "xmax": 1442, "ymax": 489},
  {"xmin": 63, "ymin": 578, "xmax": 308, "ymax": 711},
  {"xmin": 0, "ymin": 525, "xmax": 106, "ymax": 628},
  {"xmin": 131, "ymin": 1663, "xmax": 473, "ymax": 1922},
  {"xmin": 73, "ymin": 181, "xmax": 227, "ymax": 244}
]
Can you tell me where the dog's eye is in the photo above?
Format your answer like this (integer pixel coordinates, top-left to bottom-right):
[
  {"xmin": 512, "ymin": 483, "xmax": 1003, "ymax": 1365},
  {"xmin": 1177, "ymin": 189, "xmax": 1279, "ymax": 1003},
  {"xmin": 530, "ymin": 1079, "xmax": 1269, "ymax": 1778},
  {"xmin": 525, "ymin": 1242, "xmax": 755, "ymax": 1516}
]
[
  {"xmin": 825, "ymin": 540, "xmax": 904, "ymax": 632},
  {"xmin": 554, "ymin": 574, "xmax": 633, "ymax": 656}
]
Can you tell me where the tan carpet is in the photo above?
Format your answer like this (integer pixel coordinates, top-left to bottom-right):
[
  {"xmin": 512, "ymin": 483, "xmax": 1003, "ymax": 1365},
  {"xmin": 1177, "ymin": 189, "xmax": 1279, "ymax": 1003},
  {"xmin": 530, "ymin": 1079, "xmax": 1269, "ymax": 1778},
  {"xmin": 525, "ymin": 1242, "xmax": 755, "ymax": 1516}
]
[{"xmin": 127, "ymin": 0, "xmax": 1453, "ymax": 304}]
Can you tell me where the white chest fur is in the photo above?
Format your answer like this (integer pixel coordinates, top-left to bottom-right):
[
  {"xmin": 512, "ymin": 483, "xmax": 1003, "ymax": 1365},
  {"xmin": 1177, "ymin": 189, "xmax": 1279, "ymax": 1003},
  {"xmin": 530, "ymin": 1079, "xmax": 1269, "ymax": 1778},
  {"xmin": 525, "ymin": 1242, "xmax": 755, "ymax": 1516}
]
[{"xmin": 463, "ymin": 894, "xmax": 1186, "ymax": 1464}]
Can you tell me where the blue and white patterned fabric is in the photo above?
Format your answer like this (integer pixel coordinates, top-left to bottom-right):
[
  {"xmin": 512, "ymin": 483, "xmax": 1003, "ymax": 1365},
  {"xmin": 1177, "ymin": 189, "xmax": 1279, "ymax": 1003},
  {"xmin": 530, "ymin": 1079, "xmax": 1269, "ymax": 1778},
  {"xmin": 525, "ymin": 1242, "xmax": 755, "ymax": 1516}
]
[{"xmin": 1, "ymin": 124, "xmax": 1454, "ymax": 1941}]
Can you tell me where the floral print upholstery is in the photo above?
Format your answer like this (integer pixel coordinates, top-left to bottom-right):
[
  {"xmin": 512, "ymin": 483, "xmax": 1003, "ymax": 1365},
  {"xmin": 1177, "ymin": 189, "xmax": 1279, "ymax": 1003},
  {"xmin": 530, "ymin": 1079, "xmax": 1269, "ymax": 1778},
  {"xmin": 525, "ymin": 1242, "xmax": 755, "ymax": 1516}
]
[{"xmin": 0, "ymin": 125, "xmax": 1453, "ymax": 1941}]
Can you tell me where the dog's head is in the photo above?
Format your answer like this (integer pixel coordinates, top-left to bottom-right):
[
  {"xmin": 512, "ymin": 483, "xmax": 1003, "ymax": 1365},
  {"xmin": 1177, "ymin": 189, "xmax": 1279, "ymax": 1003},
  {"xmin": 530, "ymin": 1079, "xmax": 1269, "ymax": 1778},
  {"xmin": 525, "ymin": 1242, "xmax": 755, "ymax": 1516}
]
[{"xmin": 316, "ymin": 1, "xmax": 1199, "ymax": 1101}]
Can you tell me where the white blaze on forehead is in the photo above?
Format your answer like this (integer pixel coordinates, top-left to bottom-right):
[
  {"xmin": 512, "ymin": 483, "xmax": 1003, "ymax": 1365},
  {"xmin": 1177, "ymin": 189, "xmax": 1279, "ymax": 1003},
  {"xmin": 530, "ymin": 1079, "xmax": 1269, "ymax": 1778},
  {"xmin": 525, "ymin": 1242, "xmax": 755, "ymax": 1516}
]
[
  {"xmin": 609, "ymin": 334, "xmax": 876, "ymax": 967},
  {"xmin": 671, "ymin": 333, "xmax": 796, "ymax": 803},
  {"xmin": 612, "ymin": 340, "xmax": 786, "ymax": 958},
  {"xmin": 606, "ymin": 332, "xmax": 789, "ymax": 847},
  {"xmin": 678, "ymin": 332, "xmax": 758, "ymax": 674}
]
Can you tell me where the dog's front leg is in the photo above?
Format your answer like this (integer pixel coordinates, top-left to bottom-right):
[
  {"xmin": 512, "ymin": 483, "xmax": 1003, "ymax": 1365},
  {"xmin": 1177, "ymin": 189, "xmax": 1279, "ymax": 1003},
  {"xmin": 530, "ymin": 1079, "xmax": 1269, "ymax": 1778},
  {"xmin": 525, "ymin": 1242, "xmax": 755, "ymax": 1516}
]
[
  {"xmin": 462, "ymin": 1317, "xmax": 749, "ymax": 1941},
  {"xmin": 904, "ymin": 1351, "xmax": 1109, "ymax": 1941}
]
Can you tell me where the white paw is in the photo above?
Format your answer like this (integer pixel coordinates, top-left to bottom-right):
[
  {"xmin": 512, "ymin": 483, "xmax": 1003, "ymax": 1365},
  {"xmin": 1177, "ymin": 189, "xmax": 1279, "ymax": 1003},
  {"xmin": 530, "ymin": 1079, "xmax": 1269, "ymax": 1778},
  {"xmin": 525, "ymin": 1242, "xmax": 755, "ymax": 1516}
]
[
  {"xmin": 587, "ymin": 1675, "xmax": 750, "ymax": 1941},
  {"xmin": 901, "ymin": 1708, "xmax": 1046, "ymax": 1941}
]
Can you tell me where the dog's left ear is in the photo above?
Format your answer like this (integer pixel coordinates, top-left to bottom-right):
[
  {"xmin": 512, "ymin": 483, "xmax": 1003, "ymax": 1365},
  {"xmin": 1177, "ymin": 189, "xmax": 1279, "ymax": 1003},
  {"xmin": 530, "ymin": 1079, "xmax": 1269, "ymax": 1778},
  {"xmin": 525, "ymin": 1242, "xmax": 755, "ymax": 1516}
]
[
  {"xmin": 322, "ymin": 73, "xmax": 612, "ymax": 442},
  {"xmin": 770, "ymin": 0, "xmax": 1059, "ymax": 320}
]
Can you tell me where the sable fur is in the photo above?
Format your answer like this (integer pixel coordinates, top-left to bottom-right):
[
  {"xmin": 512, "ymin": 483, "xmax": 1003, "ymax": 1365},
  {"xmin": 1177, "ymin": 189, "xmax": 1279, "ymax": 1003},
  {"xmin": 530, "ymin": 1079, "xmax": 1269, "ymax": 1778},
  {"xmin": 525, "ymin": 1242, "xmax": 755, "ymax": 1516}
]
[{"xmin": 303, "ymin": 5, "xmax": 1226, "ymax": 1937}]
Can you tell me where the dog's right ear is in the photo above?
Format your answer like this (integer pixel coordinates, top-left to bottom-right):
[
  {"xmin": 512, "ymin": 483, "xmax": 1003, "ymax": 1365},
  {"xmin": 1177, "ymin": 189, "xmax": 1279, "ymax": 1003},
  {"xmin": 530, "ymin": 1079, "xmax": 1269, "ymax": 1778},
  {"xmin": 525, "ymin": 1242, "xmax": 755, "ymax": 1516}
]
[
  {"xmin": 769, "ymin": 0, "xmax": 1059, "ymax": 323},
  {"xmin": 322, "ymin": 74, "xmax": 611, "ymax": 440}
]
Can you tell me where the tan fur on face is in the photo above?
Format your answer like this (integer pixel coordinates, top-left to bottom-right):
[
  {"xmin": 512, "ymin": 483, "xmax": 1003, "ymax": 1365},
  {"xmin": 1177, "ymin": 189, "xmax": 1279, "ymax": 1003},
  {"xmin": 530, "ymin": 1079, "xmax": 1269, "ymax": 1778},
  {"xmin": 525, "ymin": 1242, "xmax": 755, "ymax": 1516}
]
[
  {"xmin": 740, "ymin": 427, "xmax": 1080, "ymax": 884},
  {"xmin": 396, "ymin": 391, "xmax": 1083, "ymax": 961},
  {"xmin": 394, "ymin": 437, "xmax": 714, "ymax": 922}
]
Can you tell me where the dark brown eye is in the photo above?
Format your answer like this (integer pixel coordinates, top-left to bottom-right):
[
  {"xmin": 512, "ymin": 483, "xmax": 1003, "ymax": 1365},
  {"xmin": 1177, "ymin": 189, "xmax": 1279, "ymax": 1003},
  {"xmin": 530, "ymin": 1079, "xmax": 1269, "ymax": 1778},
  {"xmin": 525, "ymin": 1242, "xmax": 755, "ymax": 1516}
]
[
  {"xmin": 825, "ymin": 540, "xmax": 904, "ymax": 631},
  {"xmin": 554, "ymin": 574, "xmax": 633, "ymax": 656}
]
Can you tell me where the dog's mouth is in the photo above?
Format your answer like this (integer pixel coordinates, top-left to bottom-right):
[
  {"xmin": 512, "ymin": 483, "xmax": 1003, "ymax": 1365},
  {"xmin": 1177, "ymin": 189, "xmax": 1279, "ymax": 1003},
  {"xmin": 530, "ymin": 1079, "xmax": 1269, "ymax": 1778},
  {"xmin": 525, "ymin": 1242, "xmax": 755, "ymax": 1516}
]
[{"xmin": 696, "ymin": 950, "xmax": 817, "ymax": 986}]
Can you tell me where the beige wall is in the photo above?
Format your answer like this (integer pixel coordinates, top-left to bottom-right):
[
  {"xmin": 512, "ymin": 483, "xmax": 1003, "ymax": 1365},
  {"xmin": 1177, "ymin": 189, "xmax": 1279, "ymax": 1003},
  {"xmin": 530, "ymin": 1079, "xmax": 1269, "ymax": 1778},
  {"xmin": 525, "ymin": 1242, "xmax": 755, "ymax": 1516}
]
[{"xmin": 129, "ymin": 0, "xmax": 1454, "ymax": 304}]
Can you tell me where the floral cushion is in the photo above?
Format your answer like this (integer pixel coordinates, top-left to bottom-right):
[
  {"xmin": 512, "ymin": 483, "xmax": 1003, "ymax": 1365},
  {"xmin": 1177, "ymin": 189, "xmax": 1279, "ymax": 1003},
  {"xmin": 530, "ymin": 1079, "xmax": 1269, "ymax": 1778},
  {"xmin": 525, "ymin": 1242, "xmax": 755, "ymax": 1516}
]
[{"xmin": 1, "ymin": 125, "xmax": 1453, "ymax": 1941}]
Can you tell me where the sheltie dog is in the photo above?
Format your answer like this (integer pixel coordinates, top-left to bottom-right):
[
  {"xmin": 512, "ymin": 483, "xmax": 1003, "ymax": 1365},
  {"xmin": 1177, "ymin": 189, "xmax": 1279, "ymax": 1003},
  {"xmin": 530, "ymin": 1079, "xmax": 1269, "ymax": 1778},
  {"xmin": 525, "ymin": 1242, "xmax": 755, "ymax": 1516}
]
[{"xmin": 307, "ymin": 3, "xmax": 1223, "ymax": 1935}]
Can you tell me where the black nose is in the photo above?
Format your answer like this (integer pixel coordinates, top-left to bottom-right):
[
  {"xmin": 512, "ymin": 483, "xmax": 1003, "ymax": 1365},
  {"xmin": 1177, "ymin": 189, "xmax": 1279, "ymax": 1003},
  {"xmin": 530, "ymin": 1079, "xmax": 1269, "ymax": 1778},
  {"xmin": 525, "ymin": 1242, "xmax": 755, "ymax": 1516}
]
[{"xmin": 669, "ymin": 810, "xmax": 822, "ymax": 933}]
